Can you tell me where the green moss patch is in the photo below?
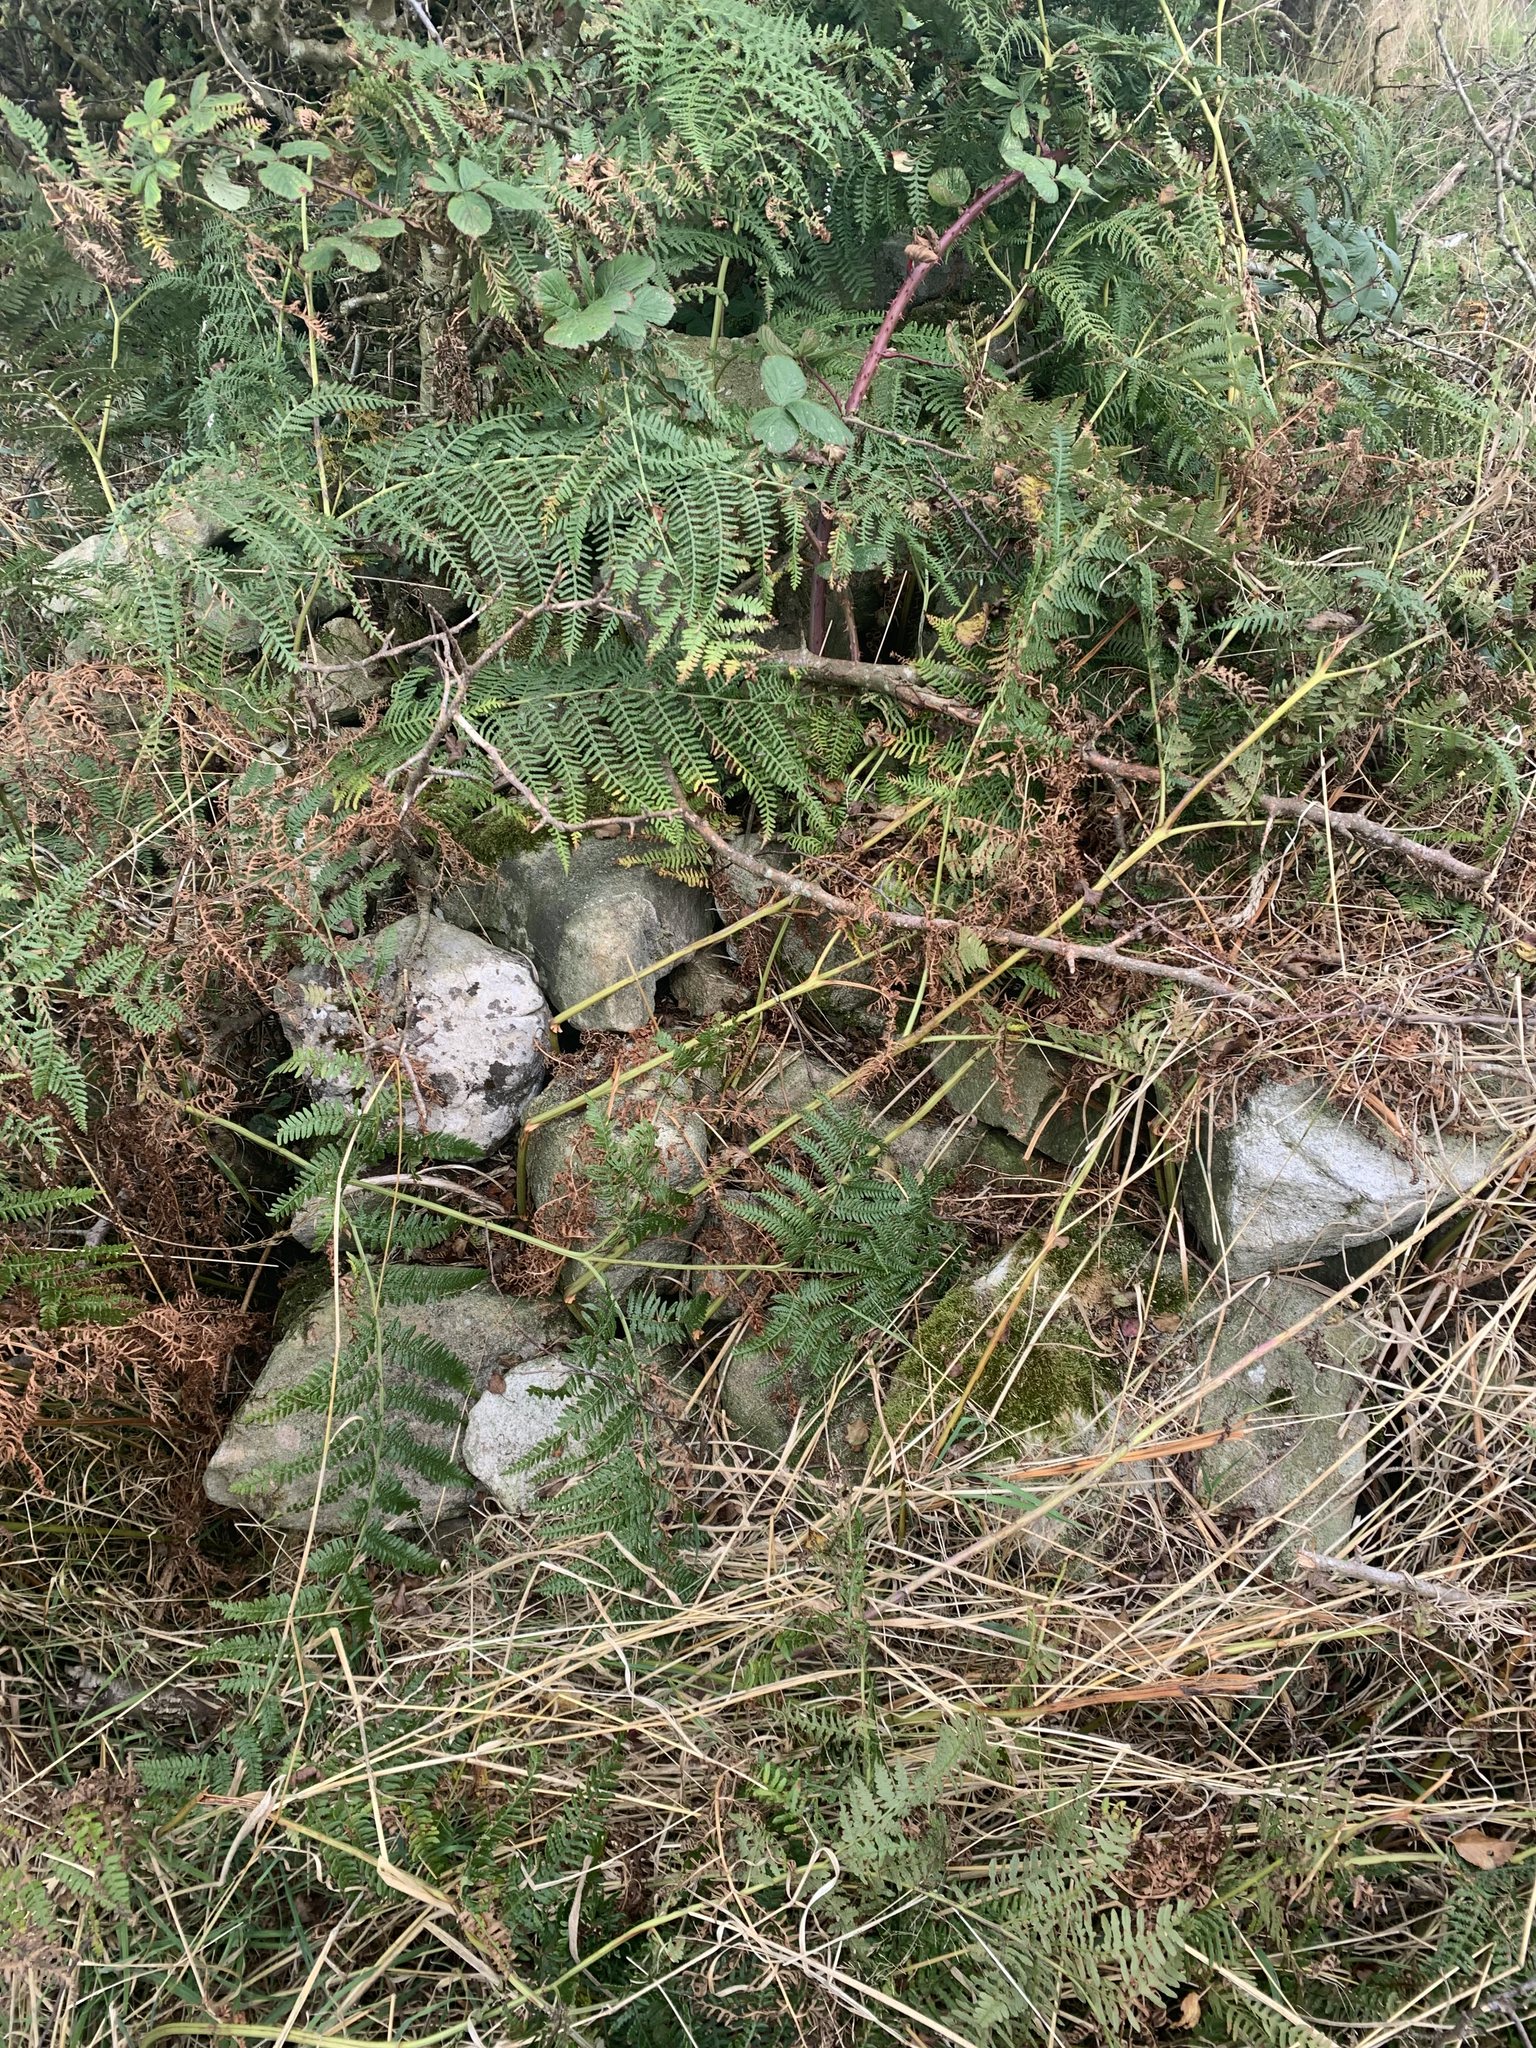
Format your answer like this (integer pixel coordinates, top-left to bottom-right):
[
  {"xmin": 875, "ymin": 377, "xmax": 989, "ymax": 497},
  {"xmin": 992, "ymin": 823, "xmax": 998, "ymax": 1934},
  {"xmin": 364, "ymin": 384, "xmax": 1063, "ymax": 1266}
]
[{"xmin": 897, "ymin": 1226, "xmax": 1183, "ymax": 1440}]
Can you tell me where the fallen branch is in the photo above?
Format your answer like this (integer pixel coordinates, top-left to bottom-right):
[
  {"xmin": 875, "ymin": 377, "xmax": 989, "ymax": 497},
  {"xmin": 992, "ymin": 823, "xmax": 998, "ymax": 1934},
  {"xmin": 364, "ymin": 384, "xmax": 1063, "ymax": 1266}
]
[
  {"xmin": 1080, "ymin": 750, "xmax": 1492, "ymax": 891},
  {"xmin": 1295, "ymin": 1548, "xmax": 1494, "ymax": 1611},
  {"xmin": 668, "ymin": 775, "xmax": 1278, "ymax": 1014},
  {"xmin": 753, "ymin": 650, "xmax": 1492, "ymax": 892},
  {"xmin": 1434, "ymin": 24, "xmax": 1536, "ymax": 304}
]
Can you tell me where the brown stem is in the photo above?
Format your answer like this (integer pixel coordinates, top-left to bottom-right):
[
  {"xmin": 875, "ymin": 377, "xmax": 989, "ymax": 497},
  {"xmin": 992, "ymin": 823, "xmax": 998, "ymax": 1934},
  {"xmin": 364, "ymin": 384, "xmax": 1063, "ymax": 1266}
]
[
  {"xmin": 807, "ymin": 170, "xmax": 1026, "ymax": 654},
  {"xmin": 667, "ymin": 774, "xmax": 1278, "ymax": 1015}
]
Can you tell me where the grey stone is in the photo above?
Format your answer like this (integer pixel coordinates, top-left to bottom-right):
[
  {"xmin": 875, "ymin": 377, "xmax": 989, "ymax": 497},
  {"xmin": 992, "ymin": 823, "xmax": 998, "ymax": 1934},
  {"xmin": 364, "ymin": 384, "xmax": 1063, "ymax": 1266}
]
[
  {"xmin": 716, "ymin": 834, "xmax": 891, "ymax": 1025},
  {"xmin": 444, "ymin": 838, "xmax": 715, "ymax": 1033},
  {"xmin": 204, "ymin": 1276, "xmax": 573, "ymax": 1531},
  {"xmin": 669, "ymin": 950, "xmax": 746, "ymax": 1018},
  {"xmin": 1188, "ymin": 1274, "xmax": 1378, "ymax": 1555},
  {"xmin": 1183, "ymin": 1078, "xmax": 1505, "ymax": 1279},
  {"xmin": 928, "ymin": 1034, "xmax": 1114, "ymax": 1169},
  {"xmin": 276, "ymin": 914, "xmax": 549, "ymax": 1153},
  {"xmin": 44, "ymin": 496, "xmax": 275, "ymax": 656},
  {"xmin": 746, "ymin": 1048, "xmax": 979, "ymax": 1177},
  {"xmin": 460, "ymin": 1357, "xmax": 573, "ymax": 1511},
  {"xmin": 526, "ymin": 1069, "xmax": 712, "ymax": 1299},
  {"xmin": 720, "ymin": 1349, "xmax": 874, "ymax": 1462},
  {"xmin": 307, "ymin": 614, "xmax": 389, "ymax": 716}
]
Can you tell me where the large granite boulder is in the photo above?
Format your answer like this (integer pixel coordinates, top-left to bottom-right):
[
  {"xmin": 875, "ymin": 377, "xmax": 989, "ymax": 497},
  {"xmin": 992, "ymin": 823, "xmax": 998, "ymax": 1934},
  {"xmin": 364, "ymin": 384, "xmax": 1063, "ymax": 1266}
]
[
  {"xmin": 276, "ymin": 914, "xmax": 549, "ymax": 1152},
  {"xmin": 1183, "ymin": 1078, "xmax": 1506, "ymax": 1279},
  {"xmin": 443, "ymin": 837, "xmax": 715, "ymax": 1033},
  {"xmin": 1185, "ymin": 1274, "xmax": 1378, "ymax": 1556},
  {"xmin": 204, "ymin": 1273, "xmax": 573, "ymax": 1532}
]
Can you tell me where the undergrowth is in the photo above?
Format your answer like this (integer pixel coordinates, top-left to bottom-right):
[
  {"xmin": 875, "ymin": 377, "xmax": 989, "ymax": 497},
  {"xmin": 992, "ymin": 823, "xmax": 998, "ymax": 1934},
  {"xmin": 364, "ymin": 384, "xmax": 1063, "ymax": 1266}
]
[{"xmin": 2, "ymin": 2, "xmax": 1535, "ymax": 2044}]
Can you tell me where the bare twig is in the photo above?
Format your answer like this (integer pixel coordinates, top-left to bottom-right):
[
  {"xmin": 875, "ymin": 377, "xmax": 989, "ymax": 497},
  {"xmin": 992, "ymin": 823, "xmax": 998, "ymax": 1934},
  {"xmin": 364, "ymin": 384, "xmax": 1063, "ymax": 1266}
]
[{"xmin": 1435, "ymin": 24, "xmax": 1536, "ymax": 302}]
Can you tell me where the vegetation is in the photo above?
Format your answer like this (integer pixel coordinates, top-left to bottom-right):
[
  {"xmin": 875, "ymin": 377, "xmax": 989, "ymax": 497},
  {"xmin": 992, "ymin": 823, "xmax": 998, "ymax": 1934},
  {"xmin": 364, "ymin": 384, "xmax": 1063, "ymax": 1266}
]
[{"xmin": 2, "ymin": 2, "xmax": 1535, "ymax": 2044}]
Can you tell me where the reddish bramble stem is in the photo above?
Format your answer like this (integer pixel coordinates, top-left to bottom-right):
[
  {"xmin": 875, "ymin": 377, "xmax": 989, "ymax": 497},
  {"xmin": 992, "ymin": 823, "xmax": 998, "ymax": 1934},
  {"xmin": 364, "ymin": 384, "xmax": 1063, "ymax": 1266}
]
[{"xmin": 809, "ymin": 168, "xmax": 1026, "ymax": 652}]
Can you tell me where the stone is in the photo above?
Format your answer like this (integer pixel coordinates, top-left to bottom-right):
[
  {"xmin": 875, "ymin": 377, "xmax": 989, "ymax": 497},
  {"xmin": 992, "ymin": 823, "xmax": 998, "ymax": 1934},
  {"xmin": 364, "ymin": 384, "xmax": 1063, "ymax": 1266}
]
[
  {"xmin": 276, "ymin": 914, "xmax": 549, "ymax": 1153},
  {"xmin": 746, "ymin": 1048, "xmax": 980, "ymax": 1177},
  {"xmin": 43, "ymin": 496, "xmax": 276, "ymax": 657},
  {"xmin": 1183, "ymin": 1077, "xmax": 1505, "ymax": 1279},
  {"xmin": 460, "ymin": 1358, "xmax": 574, "ymax": 1512},
  {"xmin": 898, "ymin": 1226, "xmax": 1181, "ymax": 1441},
  {"xmin": 306, "ymin": 614, "xmax": 388, "ymax": 716},
  {"xmin": 716, "ymin": 834, "xmax": 892, "ymax": 1025},
  {"xmin": 720, "ymin": 1347, "xmax": 874, "ymax": 1461},
  {"xmin": 1186, "ymin": 1274, "xmax": 1377, "ymax": 1556},
  {"xmin": 669, "ymin": 950, "xmax": 746, "ymax": 1018},
  {"xmin": 443, "ymin": 838, "xmax": 715, "ymax": 1033},
  {"xmin": 204, "ymin": 1274, "xmax": 573, "ymax": 1531},
  {"xmin": 525, "ymin": 1069, "xmax": 712, "ymax": 1299},
  {"xmin": 927, "ymin": 1033, "xmax": 1113, "ymax": 1169}
]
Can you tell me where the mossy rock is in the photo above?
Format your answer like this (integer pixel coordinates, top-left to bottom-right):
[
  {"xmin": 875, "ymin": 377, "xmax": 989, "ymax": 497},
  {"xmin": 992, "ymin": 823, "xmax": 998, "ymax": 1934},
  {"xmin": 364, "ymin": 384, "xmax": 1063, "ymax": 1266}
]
[
  {"xmin": 721, "ymin": 1347, "xmax": 873, "ymax": 1465},
  {"xmin": 895, "ymin": 1226, "xmax": 1185, "ymax": 1442}
]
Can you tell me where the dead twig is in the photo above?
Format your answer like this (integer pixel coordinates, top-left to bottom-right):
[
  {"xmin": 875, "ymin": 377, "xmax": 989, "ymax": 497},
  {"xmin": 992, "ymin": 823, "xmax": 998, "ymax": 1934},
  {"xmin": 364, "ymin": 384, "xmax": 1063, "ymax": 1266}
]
[{"xmin": 667, "ymin": 773, "xmax": 1280, "ymax": 1013}]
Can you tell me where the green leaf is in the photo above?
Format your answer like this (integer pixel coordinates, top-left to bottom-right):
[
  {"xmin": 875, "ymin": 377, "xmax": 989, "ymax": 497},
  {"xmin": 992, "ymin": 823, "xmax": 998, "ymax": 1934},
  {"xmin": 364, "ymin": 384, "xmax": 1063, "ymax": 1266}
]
[
  {"xmin": 609, "ymin": 309, "xmax": 648, "ymax": 347},
  {"xmin": 760, "ymin": 354, "xmax": 807, "ymax": 406},
  {"xmin": 628, "ymin": 284, "xmax": 675, "ymax": 326},
  {"xmin": 546, "ymin": 300, "xmax": 618, "ymax": 347},
  {"xmin": 258, "ymin": 160, "xmax": 313, "ymax": 200},
  {"xmin": 335, "ymin": 237, "xmax": 382, "ymax": 273},
  {"xmin": 927, "ymin": 165, "xmax": 970, "ymax": 209},
  {"xmin": 1000, "ymin": 136, "xmax": 1058, "ymax": 202},
  {"xmin": 279, "ymin": 138, "xmax": 331, "ymax": 162},
  {"xmin": 600, "ymin": 253, "xmax": 654, "ymax": 294},
  {"xmin": 535, "ymin": 269, "xmax": 581, "ymax": 316},
  {"xmin": 351, "ymin": 215, "xmax": 406, "ymax": 240},
  {"xmin": 200, "ymin": 163, "xmax": 249, "ymax": 210},
  {"xmin": 447, "ymin": 189, "xmax": 494, "ymax": 237},
  {"xmin": 749, "ymin": 405, "xmax": 799, "ymax": 454},
  {"xmin": 481, "ymin": 178, "xmax": 544, "ymax": 212},
  {"xmin": 1056, "ymin": 163, "xmax": 1092, "ymax": 195},
  {"xmin": 456, "ymin": 157, "xmax": 490, "ymax": 189},
  {"xmin": 785, "ymin": 398, "xmax": 850, "ymax": 447}
]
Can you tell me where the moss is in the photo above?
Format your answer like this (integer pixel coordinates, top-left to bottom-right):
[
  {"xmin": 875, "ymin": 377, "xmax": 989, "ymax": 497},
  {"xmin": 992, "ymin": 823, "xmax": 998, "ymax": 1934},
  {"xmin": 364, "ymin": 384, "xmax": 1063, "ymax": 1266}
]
[
  {"xmin": 452, "ymin": 804, "xmax": 545, "ymax": 865},
  {"xmin": 898, "ymin": 1226, "xmax": 1185, "ymax": 1440}
]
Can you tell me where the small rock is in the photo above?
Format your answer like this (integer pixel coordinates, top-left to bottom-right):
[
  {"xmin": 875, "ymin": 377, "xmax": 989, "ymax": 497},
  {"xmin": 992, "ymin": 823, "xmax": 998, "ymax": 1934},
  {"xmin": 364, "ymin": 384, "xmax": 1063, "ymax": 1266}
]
[
  {"xmin": 1187, "ymin": 1274, "xmax": 1377, "ymax": 1555},
  {"xmin": 461, "ymin": 1355, "xmax": 574, "ymax": 1511},
  {"xmin": 928, "ymin": 1033, "xmax": 1113, "ymax": 1169},
  {"xmin": 899, "ymin": 1226, "xmax": 1179, "ymax": 1440},
  {"xmin": 720, "ymin": 1348, "xmax": 875, "ymax": 1461},
  {"xmin": 747, "ymin": 1047, "xmax": 979, "ymax": 1177},
  {"xmin": 276, "ymin": 915, "xmax": 549, "ymax": 1153},
  {"xmin": 716, "ymin": 834, "xmax": 892, "ymax": 1026},
  {"xmin": 45, "ymin": 496, "xmax": 264, "ymax": 656},
  {"xmin": 443, "ymin": 837, "xmax": 715, "ymax": 1033},
  {"xmin": 525, "ymin": 1069, "xmax": 712, "ymax": 1299},
  {"xmin": 1183, "ymin": 1077, "xmax": 1505, "ymax": 1279},
  {"xmin": 307, "ymin": 614, "xmax": 388, "ymax": 717},
  {"xmin": 669, "ymin": 950, "xmax": 746, "ymax": 1018},
  {"xmin": 204, "ymin": 1274, "xmax": 573, "ymax": 1532}
]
